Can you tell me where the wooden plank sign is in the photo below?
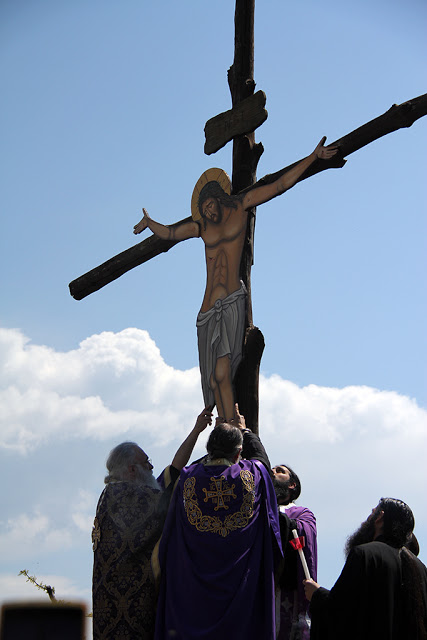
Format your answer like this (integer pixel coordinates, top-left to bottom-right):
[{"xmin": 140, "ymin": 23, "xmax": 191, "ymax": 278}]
[{"xmin": 204, "ymin": 90, "xmax": 267, "ymax": 155}]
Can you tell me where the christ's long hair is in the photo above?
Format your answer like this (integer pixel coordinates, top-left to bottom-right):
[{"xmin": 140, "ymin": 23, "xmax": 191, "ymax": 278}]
[{"xmin": 198, "ymin": 182, "xmax": 241, "ymax": 230}]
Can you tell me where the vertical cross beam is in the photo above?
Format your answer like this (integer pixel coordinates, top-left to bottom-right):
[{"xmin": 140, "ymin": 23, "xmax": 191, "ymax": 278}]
[{"xmin": 228, "ymin": 0, "xmax": 265, "ymax": 433}]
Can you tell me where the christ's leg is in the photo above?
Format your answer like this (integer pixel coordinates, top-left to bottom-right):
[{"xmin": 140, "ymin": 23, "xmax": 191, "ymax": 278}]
[{"xmin": 211, "ymin": 355, "xmax": 235, "ymax": 422}]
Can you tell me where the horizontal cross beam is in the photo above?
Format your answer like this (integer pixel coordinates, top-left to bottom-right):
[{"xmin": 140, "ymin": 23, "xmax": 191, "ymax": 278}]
[{"xmin": 69, "ymin": 93, "xmax": 427, "ymax": 301}]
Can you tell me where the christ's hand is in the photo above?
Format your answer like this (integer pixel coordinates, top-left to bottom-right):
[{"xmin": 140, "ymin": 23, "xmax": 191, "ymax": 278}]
[
  {"xmin": 313, "ymin": 136, "xmax": 339, "ymax": 160},
  {"xmin": 133, "ymin": 208, "xmax": 150, "ymax": 234}
]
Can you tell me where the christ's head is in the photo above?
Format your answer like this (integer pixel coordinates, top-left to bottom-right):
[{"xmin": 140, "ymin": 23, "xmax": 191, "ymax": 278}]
[
  {"xmin": 201, "ymin": 196, "xmax": 222, "ymax": 224},
  {"xmin": 198, "ymin": 180, "xmax": 238, "ymax": 227}
]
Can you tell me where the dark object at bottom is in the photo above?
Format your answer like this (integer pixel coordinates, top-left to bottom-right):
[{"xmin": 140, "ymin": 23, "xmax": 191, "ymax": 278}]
[{"xmin": 1, "ymin": 602, "xmax": 86, "ymax": 640}]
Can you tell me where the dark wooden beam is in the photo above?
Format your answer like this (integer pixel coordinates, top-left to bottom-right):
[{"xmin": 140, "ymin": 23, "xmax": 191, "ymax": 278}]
[
  {"xmin": 204, "ymin": 90, "xmax": 267, "ymax": 155},
  {"xmin": 69, "ymin": 219, "xmax": 185, "ymax": 300},
  {"xmin": 226, "ymin": 0, "xmax": 264, "ymax": 432},
  {"xmin": 69, "ymin": 93, "xmax": 427, "ymax": 302},
  {"xmin": 250, "ymin": 93, "xmax": 427, "ymax": 190}
]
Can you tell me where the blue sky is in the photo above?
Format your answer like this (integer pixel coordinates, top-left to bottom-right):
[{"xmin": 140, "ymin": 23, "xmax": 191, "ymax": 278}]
[{"xmin": 1, "ymin": 0, "xmax": 426, "ymax": 631}]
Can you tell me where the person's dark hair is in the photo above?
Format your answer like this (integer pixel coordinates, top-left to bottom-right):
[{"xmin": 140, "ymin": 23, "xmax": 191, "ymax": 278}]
[
  {"xmin": 206, "ymin": 424, "xmax": 243, "ymax": 461},
  {"xmin": 405, "ymin": 533, "xmax": 420, "ymax": 556},
  {"xmin": 377, "ymin": 498, "xmax": 425, "ymax": 638},
  {"xmin": 278, "ymin": 464, "xmax": 301, "ymax": 502},
  {"xmin": 378, "ymin": 497, "xmax": 414, "ymax": 547},
  {"xmin": 198, "ymin": 181, "xmax": 239, "ymax": 218}
]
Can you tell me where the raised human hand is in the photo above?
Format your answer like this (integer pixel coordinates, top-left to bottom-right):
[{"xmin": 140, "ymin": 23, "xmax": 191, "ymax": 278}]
[
  {"xmin": 194, "ymin": 406, "xmax": 214, "ymax": 433},
  {"xmin": 229, "ymin": 403, "xmax": 247, "ymax": 431},
  {"xmin": 133, "ymin": 208, "xmax": 150, "ymax": 235},
  {"xmin": 313, "ymin": 136, "xmax": 339, "ymax": 160}
]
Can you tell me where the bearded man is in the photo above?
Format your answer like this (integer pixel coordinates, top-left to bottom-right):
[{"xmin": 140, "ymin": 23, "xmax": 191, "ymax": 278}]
[
  {"xmin": 91, "ymin": 407, "xmax": 213, "ymax": 640},
  {"xmin": 304, "ymin": 497, "xmax": 427, "ymax": 640},
  {"xmin": 272, "ymin": 464, "xmax": 317, "ymax": 639}
]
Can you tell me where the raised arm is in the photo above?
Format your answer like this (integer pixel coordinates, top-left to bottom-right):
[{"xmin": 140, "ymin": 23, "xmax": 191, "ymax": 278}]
[
  {"xmin": 133, "ymin": 207, "xmax": 200, "ymax": 241},
  {"xmin": 242, "ymin": 137, "xmax": 338, "ymax": 210},
  {"xmin": 226, "ymin": 403, "xmax": 272, "ymax": 470},
  {"xmin": 171, "ymin": 406, "xmax": 213, "ymax": 470}
]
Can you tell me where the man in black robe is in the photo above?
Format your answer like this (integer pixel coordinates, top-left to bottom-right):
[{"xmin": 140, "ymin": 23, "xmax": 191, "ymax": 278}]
[{"xmin": 304, "ymin": 497, "xmax": 427, "ymax": 640}]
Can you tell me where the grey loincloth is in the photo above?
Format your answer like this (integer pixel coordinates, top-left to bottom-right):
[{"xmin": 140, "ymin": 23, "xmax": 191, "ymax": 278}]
[{"xmin": 196, "ymin": 282, "xmax": 247, "ymax": 407}]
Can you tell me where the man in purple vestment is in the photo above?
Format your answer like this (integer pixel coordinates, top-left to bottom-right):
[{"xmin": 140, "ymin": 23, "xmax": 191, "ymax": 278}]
[
  {"xmin": 272, "ymin": 464, "xmax": 317, "ymax": 640},
  {"xmin": 152, "ymin": 407, "xmax": 283, "ymax": 640}
]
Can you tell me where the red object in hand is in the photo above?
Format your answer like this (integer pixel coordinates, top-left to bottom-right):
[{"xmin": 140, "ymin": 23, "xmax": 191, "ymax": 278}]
[{"xmin": 290, "ymin": 536, "xmax": 305, "ymax": 551}]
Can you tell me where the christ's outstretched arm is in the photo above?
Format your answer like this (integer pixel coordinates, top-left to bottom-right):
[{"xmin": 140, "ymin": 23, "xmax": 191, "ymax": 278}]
[
  {"xmin": 133, "ymin": 208, "xmax": 200, "ymax": 241},
  {"xmin": 242, "ymin": 137, "xmax": 338, "ymax": 210}
]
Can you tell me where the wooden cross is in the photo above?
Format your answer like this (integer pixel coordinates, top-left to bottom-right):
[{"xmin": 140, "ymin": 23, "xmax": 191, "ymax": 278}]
[{"xmin": 69, "ymin": 0, "xmax": 427, "ymax": 431}]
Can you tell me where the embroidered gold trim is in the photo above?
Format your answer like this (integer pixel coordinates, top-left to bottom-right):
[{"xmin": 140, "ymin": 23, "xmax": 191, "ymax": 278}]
[
  {"xmin": 183, "ymin": 470, "xmax": 255, "ymax": 537},
  {"xmin": 204, "ymin": 457, "xmax": 232, "ymax": 467},
  {"xmin": 92, "ymin": 516, "xmax": 101, "ymax": 551}
]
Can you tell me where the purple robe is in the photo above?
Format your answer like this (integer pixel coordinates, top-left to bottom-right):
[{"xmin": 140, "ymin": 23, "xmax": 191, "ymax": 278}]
[
  {"xmin": 277, "ymin": 505, "xmax": 317, "ymax": 640},
  {"xmin": 152, "ymin": 459, "xmax": 282, "ymax": 640}
]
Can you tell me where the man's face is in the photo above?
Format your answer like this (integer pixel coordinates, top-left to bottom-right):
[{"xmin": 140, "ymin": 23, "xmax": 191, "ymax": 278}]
[
  {"xmin": 272, "ymin": 465, "xmax": 296, "ymax": 505},
  {"xmin": 201, "ymin": 197, "xmax": 222, "ymax": 224},
  {"xmin": 131, "ymin": 448, "xmax": 161, "ymax": 490},
  {"xmin": 272, "ymin": 465, "xmax": 292, "ymax": 483},
  {"xmin": 344, "ymin": 505, "xmax": 380, "ymax": 556},
  {"xmin": 133, "ymin": 448, "xmax": 154, "ymax": 475}
]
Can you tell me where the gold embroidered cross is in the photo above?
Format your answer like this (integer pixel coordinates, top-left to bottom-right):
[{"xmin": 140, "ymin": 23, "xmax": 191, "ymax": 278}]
[
  {"xmin": 92, "ymin": 517, "xmax": 101, "ymax": 551},
  {"xmin": 203, "ymin": 476, "xmax": 237, "ymax": 511}
]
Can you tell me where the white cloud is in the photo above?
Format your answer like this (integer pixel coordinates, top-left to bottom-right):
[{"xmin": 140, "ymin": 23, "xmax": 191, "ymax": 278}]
[
  {"xmin": 259, "ymin": 375, "xmax": 426, "ymax": 444},
  {"xmin": 0, "ymin": 327, "xmax": 201, "ymax": 453},
  {"xmin": 2, "ymin": 327, "xmax": 426, "ymax": 456},
  {"xmin": 71, "ymin": 490, "xmax": 97, "ymax": 534},
  {"xmin": 0, "ymin": 511, "xmax": 74, "ymax": 562},
  {"xmin": 0, "ymin": 326, "xmax": 426, "ymax": 593}
]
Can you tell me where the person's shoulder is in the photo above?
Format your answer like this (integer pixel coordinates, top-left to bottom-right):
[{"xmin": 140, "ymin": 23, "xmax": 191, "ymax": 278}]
[
  {"xmin": 108, "ymin": 481, "xmax": 162, "ymax": 499},
  {"xmin": 179, "ymin": 462, "xmax": 205, "ymax": 478},
  {"xmin": 412, "ymin": 553, "xmax": 427, "ymax": 577},
  {"xmin": 352, "ymin": 540, "xmax": 398, "ymax": 562},
  {"xmin": 98, "ymin": 481, "xmax": 137, "ymax": 507},
  {"xmin": 285, "ymin": 504, "xmax": 315, "ymax": 520},
  {"xmin": 287, "ymin": 504, "xmax": 314, "ymax": 515},
  {"xmin": 239, "ymin": 458, "xmax": 263, "ymax": 473},
  {"xmin": 232, "ymin": 193, "xmax": 245, "ymax": 206}
]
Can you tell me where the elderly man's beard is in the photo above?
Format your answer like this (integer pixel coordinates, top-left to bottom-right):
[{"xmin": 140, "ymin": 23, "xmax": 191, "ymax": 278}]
[
  {"xmin": 344, "ymin": 515, "xmax": 377, "ymax": 557},
  {"xmin": 272, "ymin": 477, "xmax": 292, "ymax": 506},
  {"xmin": 134, "ymin": 464, "xmax": 162, "ymax": 491}
]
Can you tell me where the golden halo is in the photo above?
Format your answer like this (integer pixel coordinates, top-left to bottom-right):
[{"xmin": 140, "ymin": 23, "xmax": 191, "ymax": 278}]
[{"xmin": 191, "ymin": 168, "xmax": 232, "ymax": 222}]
